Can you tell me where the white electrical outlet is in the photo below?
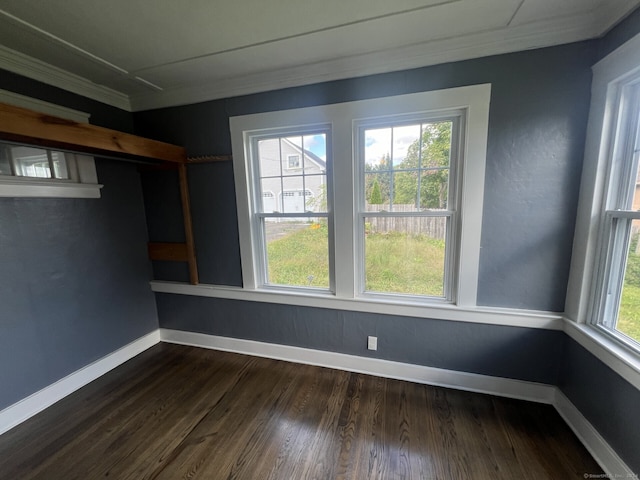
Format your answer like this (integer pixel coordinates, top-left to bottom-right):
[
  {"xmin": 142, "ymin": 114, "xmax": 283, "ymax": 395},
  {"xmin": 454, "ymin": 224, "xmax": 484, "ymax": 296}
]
[{"xmin": 367, "ymin": 336, "xmax": 378, "ymax": 351}]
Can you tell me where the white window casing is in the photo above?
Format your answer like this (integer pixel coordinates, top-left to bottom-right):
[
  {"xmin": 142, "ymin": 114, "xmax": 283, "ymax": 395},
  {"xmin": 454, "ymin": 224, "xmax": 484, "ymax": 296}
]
[
  {"xmin": 231, "ymin": 84, "xmax": 490, "ymax": 307},
  {"xmin": 565, "ymin": 32, "xmax": 640, "ymax": 373}
]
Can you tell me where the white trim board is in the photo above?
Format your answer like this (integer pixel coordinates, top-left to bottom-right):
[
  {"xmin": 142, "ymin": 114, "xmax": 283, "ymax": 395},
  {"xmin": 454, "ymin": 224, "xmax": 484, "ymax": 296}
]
[
  {"xmin": 151, "ymin": 281, "xmax": 563, "ymax": 330},
  {"xmin": 0, "ymin": 330, "xmax": 160, "ymax": 436},
  {"xmin": 0, "ymin": 45, "xmax": 131, "ymax": 112},
  {"xmin": 159, "ymin": 328, "xmax": 555, "ymax": 403},
  {"xmin": 160, "ymin": 329, "xmax": 635, "ymax": 477},
  {"xmin": 554, "ymin": 390, "xmax": 635, "ymax": 478}
]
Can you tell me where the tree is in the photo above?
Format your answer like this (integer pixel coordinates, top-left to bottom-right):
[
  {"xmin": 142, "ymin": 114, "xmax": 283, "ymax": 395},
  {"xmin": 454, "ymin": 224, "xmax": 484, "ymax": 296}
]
[
  {"xmin": 393, "ymin": 122, "xmax": 451, "ymax": 209},
  {"xmin": 369, "ymin": 177, "xmax": 383, "ymax": 204},
  {"xmin": 364, "ymin": 153, "xmax": 391, "ymax": 206}
]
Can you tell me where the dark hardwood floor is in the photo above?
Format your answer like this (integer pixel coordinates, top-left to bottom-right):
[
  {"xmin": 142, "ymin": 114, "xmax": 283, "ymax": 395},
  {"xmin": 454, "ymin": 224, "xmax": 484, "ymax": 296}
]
[{"xmin": 0, "ymin": 343, "xmax": 602, "ymax": 479}]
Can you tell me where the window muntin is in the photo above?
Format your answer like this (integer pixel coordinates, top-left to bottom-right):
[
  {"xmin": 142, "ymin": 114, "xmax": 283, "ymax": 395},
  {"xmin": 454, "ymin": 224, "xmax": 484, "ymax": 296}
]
[
  {"xmin": 357, "ymin": 118, "xmax": 459, "ymax": 299},
  {"xmin": 251, "ymin": 132, "xmax": 331, "ymax": 290},
  {"xmin": 594, "ymin": 81, "xmax": 640, "ymax": 348}
]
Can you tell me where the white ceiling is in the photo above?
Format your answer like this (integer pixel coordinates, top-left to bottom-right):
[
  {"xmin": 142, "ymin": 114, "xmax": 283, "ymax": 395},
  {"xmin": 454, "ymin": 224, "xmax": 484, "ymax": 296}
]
[{"xmin": 0, "ymin": 0, "xmax": 638, "ymax": 112}]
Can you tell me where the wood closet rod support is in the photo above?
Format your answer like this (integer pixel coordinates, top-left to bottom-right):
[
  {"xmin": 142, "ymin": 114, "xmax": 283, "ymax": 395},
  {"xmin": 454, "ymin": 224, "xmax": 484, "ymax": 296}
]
[
  {"xmin": 178, "ymin": 164, "xmax": 199, "ymax": 285},
  {"xmin": 0, "ymin": 102, "xmax": 186, "ymax": 163}
]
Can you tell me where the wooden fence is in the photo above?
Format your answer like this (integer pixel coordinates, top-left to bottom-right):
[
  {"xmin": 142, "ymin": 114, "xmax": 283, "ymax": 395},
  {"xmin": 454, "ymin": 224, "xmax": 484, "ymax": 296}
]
[{"xmin": 366, "ymin": 204, "xmax": 447, "ymax": 240}]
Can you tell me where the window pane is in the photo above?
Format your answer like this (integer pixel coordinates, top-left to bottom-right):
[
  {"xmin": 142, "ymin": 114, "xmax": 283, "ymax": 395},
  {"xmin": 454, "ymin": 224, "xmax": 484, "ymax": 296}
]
[
  {"xmin": 281, "ymin": 176, "xmax": 305, "ymax": 213},
  {"xmin": 281, "ymin": 136, "xmax": 303, "ymax": 175},
  {"xmin": 364, "ymin": 216, "xmax": 447, "ymax": 297},
  {"xmin": 257, "ymin": 134, "xmax": 328, "ymax": 215},
  {"xmin": 618, "ymin": 219, "xmax": 640, "ymax": 344},
  {"xmin": 303, "ymin": 134, "xmax": 327, "ymax": 175},
  {"xmin": 420, "ymin": 169, "xmax": 449, "ymax": 209},
  {"xmin": 364, "ymin": 128, "xmax": 391, "ymax": 173},
  {"xmin": 260, "ymin": 180, "xmax": 277, "ymax": 212},
  {"xmin": 393, "ymin": 170, "xmax": 420, "ymax": 211},
  {"xmin": 11, "ymin": 146, "xmax": 51, "ymax": 178},
  {"xmin": 422, "ymin": 122, "xmax": 452, "ymax": 168},
  {"xmin": 0, "ymin": 144, "xmax": 11, "ymax": 176},
  {"xmin": 363, "ymin": 121, "xmax": 452, "ymax": 211},
  {"xmin": 51, "ymin": 151, "xmax": 69, "ymax": 179},
  {"xmin": 264, "ymin": 218, "xmax": 329, "ymax": 288},
  {"xmin": 392, "ymin": 124, "xmax": 421, "ymax": 165},
  {"xmin": 365, "ymin": 171, "xmax": 391, "ymax": 211}
]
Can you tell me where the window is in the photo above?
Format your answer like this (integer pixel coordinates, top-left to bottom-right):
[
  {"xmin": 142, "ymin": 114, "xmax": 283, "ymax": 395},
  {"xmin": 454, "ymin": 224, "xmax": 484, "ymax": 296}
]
[
  {"xmin": 286, "ymin": 154, "xmax": 301, "ymax": 169},
  {"xmin": 591, "ymin": 78, "xmax": 640, "ymax": 349},
  {"xmin": 249, "ymin": 132, "xmax": 331, "ymax": 289},
  {"xmin": 231, "ymin": 85, "xmax": 490, "ymax": 306},
  {"xmin": 0, "ymin": 89, "xmax": 101, "ymax": 198},
  {"xmin": 358, "ymin": 117, "xmax": 459, "ymax": 299},
  {"xmin": 1, "ymin": 144, "xmax": 71, "ymax": 179}
]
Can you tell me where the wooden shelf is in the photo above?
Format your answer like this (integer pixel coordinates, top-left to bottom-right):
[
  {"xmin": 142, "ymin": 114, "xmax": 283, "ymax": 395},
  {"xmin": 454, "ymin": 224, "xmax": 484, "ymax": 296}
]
[{"xmin": 0, "ymin": 102, "xmax": 186, "ymax": 163}]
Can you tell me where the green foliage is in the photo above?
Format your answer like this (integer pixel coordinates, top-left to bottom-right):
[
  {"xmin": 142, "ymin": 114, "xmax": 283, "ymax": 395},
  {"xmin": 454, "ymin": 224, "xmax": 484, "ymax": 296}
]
[
  {"xmin": 364, "ymin": 122, "xmax": 452, "ymax": 209},
  {"xmin": 266, "ymin": 223, "xmax": 445, "ymax": 296},
  {"xmin": 619, "ymin": 233, "xmax": 640, "ymax": 342},
  {"xmin": 364, "ymin": 154, "xmax": 391, "ymax": 205},
  {"xmin": 369, "ymin": 178, "xmax": 383, "ymax": 204},
  {"xmin": 393, "ymin": 122, "xmax": 451, "ymax": 209}
]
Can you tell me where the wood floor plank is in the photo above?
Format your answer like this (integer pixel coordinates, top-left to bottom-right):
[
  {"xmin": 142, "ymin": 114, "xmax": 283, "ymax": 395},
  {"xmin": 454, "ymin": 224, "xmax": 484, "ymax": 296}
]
[{"xmin": 0, "ymin": 344, "xmax": 604, "ymax": 480}]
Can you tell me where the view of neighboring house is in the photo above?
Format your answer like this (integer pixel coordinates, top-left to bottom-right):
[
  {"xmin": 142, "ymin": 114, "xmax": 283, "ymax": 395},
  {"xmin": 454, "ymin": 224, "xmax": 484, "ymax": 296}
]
[{"xmin": 257, "ymin": 137, "xmax": 326, "ymax": 215}]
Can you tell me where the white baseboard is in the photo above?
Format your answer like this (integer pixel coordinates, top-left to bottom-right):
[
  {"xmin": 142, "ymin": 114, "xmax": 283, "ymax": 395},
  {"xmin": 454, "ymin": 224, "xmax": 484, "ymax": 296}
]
[
  {"xmin": 1, "ymin": 328, "xmax": 633, "ymax": 477},
  {"xmin": 0, "ymin": 330, "xmax": 160, "ymax": 435},
  {"xmin": 160, "ymin": 328, "xmax": 635, "ymax": 477},
  {"xmin": 159, "ymin": 328, "xmax": 556, "ymax": 403},
  {"xmin": 554, "ymin": 390, "xmax": 635, "ymax": 477}
]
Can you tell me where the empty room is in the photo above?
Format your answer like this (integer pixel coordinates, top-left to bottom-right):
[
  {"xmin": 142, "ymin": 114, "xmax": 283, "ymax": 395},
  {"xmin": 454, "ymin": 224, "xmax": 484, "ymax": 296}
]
[{"xmin": 1, "ymin": 1, "xmax": 640, "ymax": 478}]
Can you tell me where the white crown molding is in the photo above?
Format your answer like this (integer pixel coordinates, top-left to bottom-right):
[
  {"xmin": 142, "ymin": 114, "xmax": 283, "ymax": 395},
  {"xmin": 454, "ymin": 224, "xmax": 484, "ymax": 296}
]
[
  {"xmin": 0, "ymin": 45, "xmax": 131, "ymax": 111},
  {"xmin": 129, "ymin": 12, "xmax": 601, "ymax": 111},
  {"xmin": 1, "ymin": 4, "xmax": 637, "ymax": 112},
  {"xmin": 0, "ymin": 330, "xmax": 160, "ymax": 435}
]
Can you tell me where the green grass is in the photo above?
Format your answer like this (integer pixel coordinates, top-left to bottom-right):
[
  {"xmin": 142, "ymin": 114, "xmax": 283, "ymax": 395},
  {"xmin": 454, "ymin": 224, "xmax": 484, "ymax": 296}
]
[
  {"xmin": 619, "ymin": 240, "xmax": 640, "ymax": 343},
  {"xmin": 619, "ymin": 283, "xmax": 640, "ymax": 342},
  {"xmin": 267, "ymin": 223, "xmax": 445, "ymax": 296},
  {"xmin": 267, "ymin": 225, "xmax": 640, "ymax": 339},
  {"xmin": 364, "ymin": 231, "xmax": 444, "ymax": 296},
  {"xmin": 267, "ymin": 223, "xmax": 329, "ymax": 288}
]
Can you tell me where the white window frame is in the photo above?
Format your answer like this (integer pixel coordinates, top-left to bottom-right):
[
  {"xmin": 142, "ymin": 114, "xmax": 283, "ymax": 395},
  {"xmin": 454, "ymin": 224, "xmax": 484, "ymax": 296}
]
[
  {"xmin": 247, "ymin": 126, "xmax": 333, "ymax": 292},
  {"xmin": 354, "ymin": 113, "xmax": 463, "ymax": 302},
  {"xmin": 0, "ymin": 89, "xmax": 102, "ymax": 198},
  {"xmin": 231, "ymin": 84, "xmax": 490, "ymax": 307},
  {"xmin": 576, "ymin": 50, "xmax": 640, "ymax": 353}
]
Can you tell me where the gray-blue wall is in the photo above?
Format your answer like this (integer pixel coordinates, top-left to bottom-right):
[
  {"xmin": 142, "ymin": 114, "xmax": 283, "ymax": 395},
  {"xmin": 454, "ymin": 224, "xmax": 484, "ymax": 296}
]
[
  {"xmin": 136, "ymin": 26, "xmax": 640, "ymax": 472},
  {"xmin": 0, "ymin": 77, "xmax": 157, "ymax": 411},
  {"xmin": 136, "ymin": 44, "xmax": 594, "ymax": 381},
  {"xmin": 136, "ymin": 41, "xmax": 594, "ymax": 311}
]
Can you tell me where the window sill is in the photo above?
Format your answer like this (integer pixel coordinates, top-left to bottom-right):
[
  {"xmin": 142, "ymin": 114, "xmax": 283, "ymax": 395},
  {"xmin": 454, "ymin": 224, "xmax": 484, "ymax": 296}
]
[
  {"xmin": 0, "ymin": 178, "xmax": 103, "ymax": 198},
  {"xmin": 150, "ymin": 280, "xmax": 563, "ymax": 330},
  {"xmin": 563, "ymin": 320, "xmax": 640, "ymax": 391}
]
